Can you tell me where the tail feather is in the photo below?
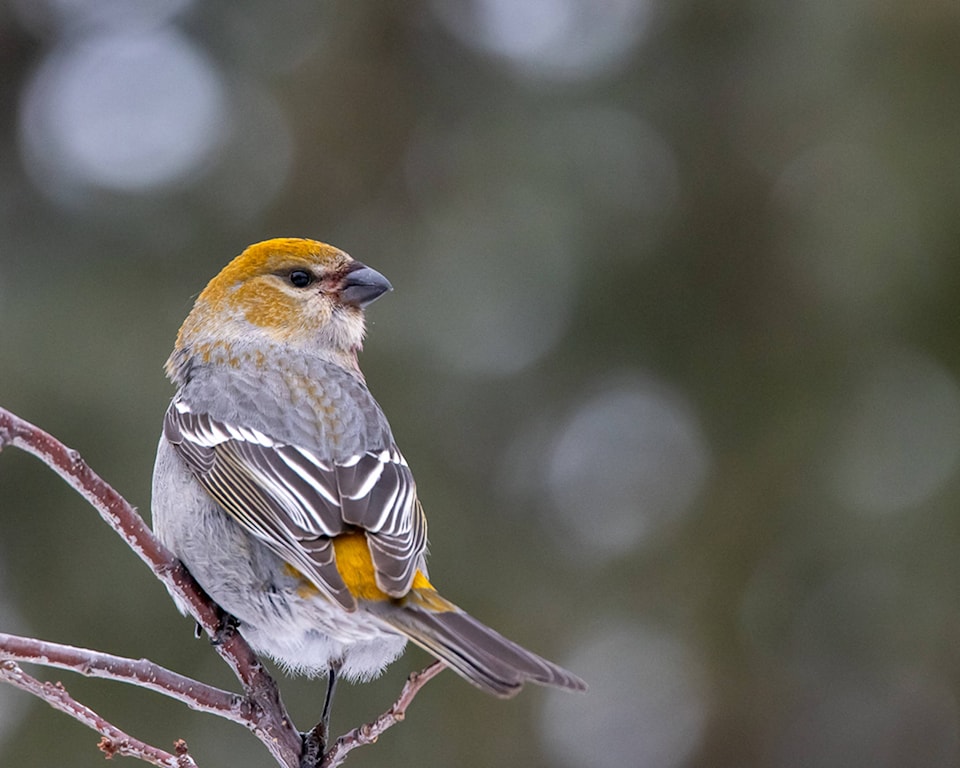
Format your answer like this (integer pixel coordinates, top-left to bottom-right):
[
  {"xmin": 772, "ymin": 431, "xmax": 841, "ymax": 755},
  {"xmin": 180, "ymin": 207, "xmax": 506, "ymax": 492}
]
[{"xmin": 371, "ymin": 593, "xmax": 587, "ymax": 698}]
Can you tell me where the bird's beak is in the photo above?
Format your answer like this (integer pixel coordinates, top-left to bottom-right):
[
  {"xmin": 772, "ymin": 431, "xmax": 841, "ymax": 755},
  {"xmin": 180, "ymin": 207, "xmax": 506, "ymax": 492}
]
[{"xmin": 340, "ymin": 263, "xmax": 393, "ymax": 308}]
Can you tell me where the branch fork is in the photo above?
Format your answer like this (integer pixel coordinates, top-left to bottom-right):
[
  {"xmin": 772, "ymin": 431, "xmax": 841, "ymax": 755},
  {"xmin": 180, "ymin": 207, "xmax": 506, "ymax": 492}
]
[{"xmin": 0, "ymin": 407, "xmax": 444, "ymax": 767}]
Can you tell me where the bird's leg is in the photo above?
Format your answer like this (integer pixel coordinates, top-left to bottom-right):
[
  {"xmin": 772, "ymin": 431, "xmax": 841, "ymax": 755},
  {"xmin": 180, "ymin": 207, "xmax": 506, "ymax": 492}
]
[
  {"xmin": 300, "ymin": 663, "xmax": 340, "ymax": 768},
  {"xmin": 320, "ymin": 664, "xmax": 339, "ymax": 740}
]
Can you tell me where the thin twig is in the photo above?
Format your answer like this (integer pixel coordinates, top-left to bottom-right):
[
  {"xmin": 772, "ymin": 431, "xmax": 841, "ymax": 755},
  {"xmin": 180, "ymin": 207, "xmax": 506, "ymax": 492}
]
[
  {"xmin": 0, "ymin": 407, "xmax": 302, "ymax": 768},
  {"xmin": 0, "ymin": 632, "xmax": 246, "ymax": 720},
  {"xmin": 0, "ymin": 660, "xmax": 198, "ymax": 768},
  {"xmin": 0, "ymin": 407, "xmax": 450, "ymax": 768},
  {"xmin": 320, "ymin": 661, "xmax": 447, "ymax": 768}
]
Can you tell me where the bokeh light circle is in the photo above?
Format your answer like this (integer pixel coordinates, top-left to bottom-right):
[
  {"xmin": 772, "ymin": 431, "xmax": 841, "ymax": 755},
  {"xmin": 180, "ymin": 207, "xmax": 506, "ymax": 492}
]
[
  {"xmin": 539, "ymin": 619, "xmax": 707, "ymax": 768},
  {"xmin": 546, "ymin": 376, "xmax": 710, "ymax": 561},
  {"xmin": 830, "ymin": 347, "xmax": 960, "ymax": 515},
  {"xmin": 19, "ymin": 27, "xmax": 226, "ymax": 198},
  {"xmin": 411, "ymin": 188, "xmax": 578, "ymax": 376},
  {"xmin": 430, "ymin": 0, "xmax": 652, "ymax": 82}
]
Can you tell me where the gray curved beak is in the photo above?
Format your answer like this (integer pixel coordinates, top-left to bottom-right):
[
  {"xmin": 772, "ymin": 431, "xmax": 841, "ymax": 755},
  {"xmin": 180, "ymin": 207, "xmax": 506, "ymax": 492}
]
[{"xmin": 340, "ymin": 263, "xmax": 393, "ymax": 308}]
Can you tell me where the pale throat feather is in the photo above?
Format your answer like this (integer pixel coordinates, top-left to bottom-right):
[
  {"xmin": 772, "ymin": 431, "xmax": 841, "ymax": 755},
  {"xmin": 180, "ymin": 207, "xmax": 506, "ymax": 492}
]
[{"xmin": 168, "ymin": 293, "xmax": 367, "ymax": 385}]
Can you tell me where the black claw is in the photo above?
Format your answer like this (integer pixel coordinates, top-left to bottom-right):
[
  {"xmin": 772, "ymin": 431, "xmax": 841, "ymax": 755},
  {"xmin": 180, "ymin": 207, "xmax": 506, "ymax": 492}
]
[
  {"xmin": 210, "ymin": 612, "xmax": 241, "ymax": 646},
  {"xmin": 300, "ymin": 726, "xmax": 324, "ymax": 768}
]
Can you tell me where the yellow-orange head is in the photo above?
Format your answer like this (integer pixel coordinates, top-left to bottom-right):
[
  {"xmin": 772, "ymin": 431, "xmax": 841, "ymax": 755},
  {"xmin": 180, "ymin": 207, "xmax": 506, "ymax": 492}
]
[{"xmin": 166, "ymin": 238, "xmax": 391, "ymax": 383}]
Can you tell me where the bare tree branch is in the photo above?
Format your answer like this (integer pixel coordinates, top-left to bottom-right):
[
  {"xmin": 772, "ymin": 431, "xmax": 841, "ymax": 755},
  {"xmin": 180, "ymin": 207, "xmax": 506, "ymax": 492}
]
[
  {"xmin": 0, "ymin": 632, "xmax": 245, "ymax": 719},
  {"xmin": 0, "ymin": 407, "xmax": 301, "ymax": 766},
  {"xmin": 0, "ymin": 659, "xmax": 198, "ymax": 768},
  {"xmin": 320, "ymin": 661, "xmax": 447, "ymax": 768},
  {"xmin": 0, "ymin": 406, "xmax": 445, "ymax": 768}
]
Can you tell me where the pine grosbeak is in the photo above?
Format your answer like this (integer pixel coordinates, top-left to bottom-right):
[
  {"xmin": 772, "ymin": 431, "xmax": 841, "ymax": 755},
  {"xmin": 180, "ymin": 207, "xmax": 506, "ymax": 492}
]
[{"xmin": 151, "ymin": 238, "xmax": 585, "ymax": 713}]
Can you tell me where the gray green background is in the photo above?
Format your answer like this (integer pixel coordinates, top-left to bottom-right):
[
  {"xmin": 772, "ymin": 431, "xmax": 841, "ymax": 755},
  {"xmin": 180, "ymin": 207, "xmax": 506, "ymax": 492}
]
[{"xmin": 2, "ymin": 2, "xmax": 960, "ymax": 767}]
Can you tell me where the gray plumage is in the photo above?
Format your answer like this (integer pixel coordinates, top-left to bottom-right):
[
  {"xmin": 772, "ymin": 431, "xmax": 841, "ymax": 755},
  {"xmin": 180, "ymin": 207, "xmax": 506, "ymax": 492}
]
[{"xmin": 152, "ymin": 240, "xmax": 586, "ymax": 696}]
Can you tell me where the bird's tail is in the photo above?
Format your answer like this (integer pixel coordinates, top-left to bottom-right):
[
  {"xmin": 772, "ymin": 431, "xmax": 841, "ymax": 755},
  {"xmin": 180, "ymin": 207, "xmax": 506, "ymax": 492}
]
[{"xmin": 368, "ymin": 588, "xmax": 587, "ymax": 698}]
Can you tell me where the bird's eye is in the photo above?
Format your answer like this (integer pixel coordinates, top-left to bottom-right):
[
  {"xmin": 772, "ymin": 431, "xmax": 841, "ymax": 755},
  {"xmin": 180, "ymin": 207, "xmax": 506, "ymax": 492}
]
[{"xmin": 288, "ymin": 270, "xmax": 313, "ymax": 288}]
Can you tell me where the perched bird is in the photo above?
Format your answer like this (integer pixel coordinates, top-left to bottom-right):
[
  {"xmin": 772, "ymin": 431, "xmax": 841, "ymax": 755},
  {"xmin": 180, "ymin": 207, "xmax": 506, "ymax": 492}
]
[{"xmin": 151, "ymin": 237, "xmax": 586, "ymax": 721}]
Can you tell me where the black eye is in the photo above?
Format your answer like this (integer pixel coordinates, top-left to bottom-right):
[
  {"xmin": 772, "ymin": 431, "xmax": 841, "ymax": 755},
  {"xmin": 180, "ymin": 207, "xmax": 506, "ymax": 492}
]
[{"xmin": 289, "ymin": 270, "xmax": 313, "ymax": 288}]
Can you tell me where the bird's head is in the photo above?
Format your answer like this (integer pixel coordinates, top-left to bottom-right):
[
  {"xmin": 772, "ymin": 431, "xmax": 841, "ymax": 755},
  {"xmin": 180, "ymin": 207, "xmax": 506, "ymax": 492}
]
[{"xmin": 168, "ymin": 238, "xmax": 392, "ymax": 382}]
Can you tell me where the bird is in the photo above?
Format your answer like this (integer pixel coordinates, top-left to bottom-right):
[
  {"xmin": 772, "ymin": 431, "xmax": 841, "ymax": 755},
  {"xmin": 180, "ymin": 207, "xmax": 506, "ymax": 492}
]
[{"xmin": 151, "ymin": 237, "xmax": 586, "ymax": 728}]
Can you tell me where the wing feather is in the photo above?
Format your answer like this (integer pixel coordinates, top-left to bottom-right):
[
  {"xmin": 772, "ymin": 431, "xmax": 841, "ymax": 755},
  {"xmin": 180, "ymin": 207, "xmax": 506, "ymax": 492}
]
[{"xmin": 164, "ymin": 400, "xmax": 427, "ymax": 607}]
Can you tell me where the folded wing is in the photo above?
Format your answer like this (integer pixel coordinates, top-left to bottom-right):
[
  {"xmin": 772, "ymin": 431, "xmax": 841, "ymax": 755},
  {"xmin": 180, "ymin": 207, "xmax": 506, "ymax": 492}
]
[{"xmin": 163, "ymin": 399, "xmax": 427, "ymax": 611}]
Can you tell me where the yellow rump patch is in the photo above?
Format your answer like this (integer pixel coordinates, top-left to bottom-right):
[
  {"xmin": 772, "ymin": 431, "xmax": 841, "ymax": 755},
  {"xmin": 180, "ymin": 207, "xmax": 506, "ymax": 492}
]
[{"xmin": 332, "ymin": 531, "xmax": 433, "ymax": 602}]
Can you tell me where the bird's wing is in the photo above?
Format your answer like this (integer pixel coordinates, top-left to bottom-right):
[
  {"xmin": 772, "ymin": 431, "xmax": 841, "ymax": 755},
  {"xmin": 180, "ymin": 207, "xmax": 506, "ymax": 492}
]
[{"xmin": 163, "ymin": 399, "xmax": 426, "ymax": 611}]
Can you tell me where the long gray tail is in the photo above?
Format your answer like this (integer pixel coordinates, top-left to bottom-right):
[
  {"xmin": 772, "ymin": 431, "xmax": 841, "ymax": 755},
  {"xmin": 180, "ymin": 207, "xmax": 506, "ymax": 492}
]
[{"xmin": 371, "ymin": 594, "xmax": 587, "ymax": 698}]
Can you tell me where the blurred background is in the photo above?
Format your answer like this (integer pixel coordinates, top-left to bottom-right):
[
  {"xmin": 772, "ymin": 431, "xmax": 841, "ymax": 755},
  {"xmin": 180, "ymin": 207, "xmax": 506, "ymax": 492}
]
[{"xmin": 1, "ymin": 1, "xmax": 960, "ymax": 766}]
